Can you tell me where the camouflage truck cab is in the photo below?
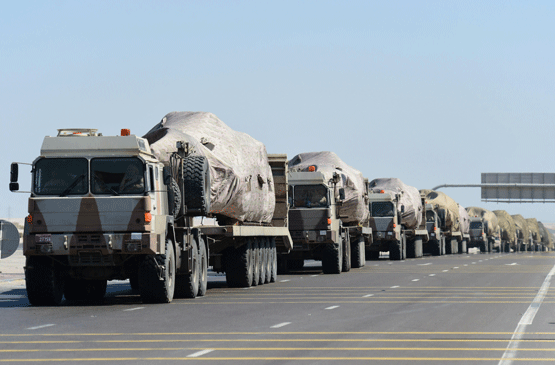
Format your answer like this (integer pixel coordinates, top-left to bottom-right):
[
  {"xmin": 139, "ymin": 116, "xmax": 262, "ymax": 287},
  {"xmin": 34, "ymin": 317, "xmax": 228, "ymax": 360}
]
[
  {"xmin": 11, "ymin": 128, "xmax": 203, "ymax": 305},
  {"xmin": 468, "ymin": 217, "xmax": 489, "ymax": 253}
]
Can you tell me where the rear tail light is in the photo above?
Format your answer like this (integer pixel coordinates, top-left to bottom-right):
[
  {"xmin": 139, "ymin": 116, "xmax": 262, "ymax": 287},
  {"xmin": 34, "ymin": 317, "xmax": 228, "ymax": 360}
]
[{"xmin": 27, "ymin": 215, "xmax": 33, "ymax": 224}]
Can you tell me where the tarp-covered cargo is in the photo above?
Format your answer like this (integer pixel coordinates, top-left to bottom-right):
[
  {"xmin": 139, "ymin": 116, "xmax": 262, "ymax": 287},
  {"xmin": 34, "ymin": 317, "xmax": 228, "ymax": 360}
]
[
  {"xmin": 466, "ymin": 207, "xmax": 499, "ymax": 236},
  {"xmin": 538, "ymin": 222, "xmax": 554, "ymax": 249},
  {"xmin": 288, "ymin": 151, "xmax": 368, "ymax": 224},
  {"xmin": 144, "ymin": 111, "xmax": 275, "ymax": 223},
  {"xmin": 420, "ymin": 189, "xmax": 460, "ymax": 232},
  {"xmin": 525, "ymin": 218, "xmax": 541, "ymax": 241},
  {"xmin": 511, "ymin": 214, "xmax": 529, "ymax": 240},
  {"xmin": 458, "ymin": 205, "xmax": 470, "ymax": 234},
  {"xmin": 493, "ymin": 210, "xmax": 517, "ymax": 244},
  {"xmin": 368, "ymin": 178, "xmax": 423, "ymax": 229}
]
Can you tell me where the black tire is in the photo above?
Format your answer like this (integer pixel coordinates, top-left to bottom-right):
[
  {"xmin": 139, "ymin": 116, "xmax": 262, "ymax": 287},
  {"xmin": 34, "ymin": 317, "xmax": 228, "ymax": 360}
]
[
  {"xmin": 25, "ymin": 256, "xmax": 64, "ymax": 306},
  {"xmin": 406, "ymin": 238, "xmax": 416, "ymax": 259},
  {"xmin": 389, "ymin": 239, "xmax": 402, "ymax": 260},
  {"xmin": 183, "ymin": 155, "xmax": 211, "ymax": 216},
  {"xmin": 167, "ymin": 177, "xmax": 182, "ymax": 218},
  {"xmin": 367, "ymin": 250, "xmax": 380, "ymax": 260},
  {"xmin": 342, "ymin": 235, "xmax": 351, "ymax": 272},
  {"xmin": 258, "ymin": 238, "xmax": 267, "ymax": 285},
  {"xmin": 351, "ymin": 237, "xmax": 365, "ymax": 268},
  {"xmin": 129, "ymin": 272, "xmax": 139, "ymax": 293},
  {"xmin": 197, "ymin": 238, "xmax": 208, "ymax": 297},
  {"xmin": 175, "ymin": 238, "xmax": 199, "ymax": 298},
  {"xmin": 225, "ymin": 239, "xmax": 253, "ymax": 287},
  {"xmin": 431, "ymin": 239, "xmax": 441, "ymax": 256},
  {"xmin": 263, "ymin": 239, "xmax": 272, "ymax": 284},
  {"xmin": 480, "ymin": 241, "xmax": 487, "ymax": 253},
  {"xmin": 251, "ymin": 239, "xmax": 260, "ymax": 287},
  {"xmin": 64, "ymin": 278, "xmax": 107, "ymax": 302},
  {"xmin": 287, "ymin": 259, "xmax": 304, "ymax": 270},
  {"xmin": 458, "ymin": 240, "xmax": 467, "ymax": 255},
  {"xmin": 322, "ymin": 242, "xmax": 342, "ymax": 274},
  {"xmin": 269, "ymin": 239, "xmax": 277, "ymax": 282},
  {"xmin": 139, "ymin": 240, "xmax": 176, "ymax": 303}
]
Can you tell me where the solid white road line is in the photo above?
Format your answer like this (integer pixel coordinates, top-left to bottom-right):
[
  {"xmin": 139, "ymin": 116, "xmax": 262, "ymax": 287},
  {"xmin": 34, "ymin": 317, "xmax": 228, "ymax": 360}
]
[
  {"xmin": 187, "ymin": 349, "xmax": 214, "ymax": 358},
  {"xmin": 27, "ymin": 324, "xmax": 55, "ymax": 330},
  {"xmin": 270, "ymin": 322, "xmax": 291, "ymax": 328},
  {"xmin": 498, "ymin": 263, "xmax": 555, "ymax": 365}
]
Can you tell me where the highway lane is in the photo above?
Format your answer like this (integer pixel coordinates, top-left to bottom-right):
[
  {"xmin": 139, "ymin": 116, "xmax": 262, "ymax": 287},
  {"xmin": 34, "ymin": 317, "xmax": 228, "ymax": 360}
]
[{"xmin": 1, "ymin": 250, "xmax": 554, "ymax": 364}]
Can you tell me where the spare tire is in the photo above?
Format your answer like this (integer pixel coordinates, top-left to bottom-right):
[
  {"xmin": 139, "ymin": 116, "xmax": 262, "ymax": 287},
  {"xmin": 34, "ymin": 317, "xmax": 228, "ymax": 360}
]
[
  {"xmin": 167, "ymin": 177, "xmax": 182, "ymax": 218},
  {"xmin": 183, "ymin": 155, "xmax": 211, "ymax": 216}
]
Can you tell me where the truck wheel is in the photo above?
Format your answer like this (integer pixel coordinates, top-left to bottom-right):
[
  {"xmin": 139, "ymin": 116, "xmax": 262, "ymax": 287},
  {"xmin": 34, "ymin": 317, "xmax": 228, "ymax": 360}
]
[
  {"xmin": 183, "ymin": 155, "xmax": 211, "ymax": 216},
  {"xmin": 322, "ymin": 242, "xmax": 342, "ymax": 274},
  {"xmin": 25, "ymin": 256, "xmax": 64, "ymax": 306},
  {"xmin": 431, "ymin": 239, "xmax": 441, "ymax": 256},
  {"xmin": 258, "ymin": 238, "xmax": 267, "ymax": 285},
  {"xmin": 251, "ymin": 239, "xmax": 260, "ymax": 286},
  {"xmin": 406, "ymin": 238, "xmax": 416, "ymax": 259},
  {"xmin": 197, "ymin": 238, "xmax": 208, "ymax": 297},
  {"xmin": 480, "ymin": 241, "xmax": 487, "ymax": 253},
  {"xmin": 139, "ymin": 240, "xmax": 176, "ymax": 303},
  {"xmin": 351, "ymin": 237, "xmax": 365, "ymax": 268},
  {"xmin": 270, "ymin": 238, "xmax": 277, "ymax": 282},
  {"xmin": 342, "ymin": 236, "xmax": 351, "ymax": 272},
  {"xmin": 389, "ymin": 239, "xmax": 402, "ymax": 260},
  {"xmin": 487, "ymin": 240, "xmax": 493, "ymax": 253},
  {"xmin": 287, "ymin": 258, "xmax": 304, "ymax": 270},
  {"xmin": 225, "ymin": 238, "xmax": 253, "ymax": 288},
  {"xmin": 129, "ymin": 273, "xmax": 139, "ymax": 293},
  {"xmin": 175, "ymin": 238, "xmax": 199, "ymax": 298},
  {"xmin": 367, "ymin": 250, "xmax": 380, "ymax": 260},
  {"xmin": 458, "ymin": 240, "xmax": 467, "ymax": 255}
]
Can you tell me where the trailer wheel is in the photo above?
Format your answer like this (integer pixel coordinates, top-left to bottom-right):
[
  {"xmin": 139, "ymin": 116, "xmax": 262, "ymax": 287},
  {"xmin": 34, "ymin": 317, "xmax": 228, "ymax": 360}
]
[
  {"xmin": 197, "ymin": 238, "xmax": 208, "ymax": 297},
  {"xmin": 129, "ymin": 273, "xmax": 139, "ymax": 293},
  {"xmin": 251, "ymin": 239, "xmax": 260, "ymax": 286},
  {"xmin": 269, "ymin": 238, "xmax": 277, "ymax": 282},
  {"xmin": 175, "ymin": 238, "xmax": 199, "ymax": 298},
  {"xmin": 287, "ymin": 259, "xmax": 304, "ymax": 270},
  {"xmin": 406, "ymin": 238, "xmax": 416, "ymax": 259},
  {"xmin": 263, "ymin": 238, "xmax": 271, "ymax": 284},
  {"xmin": 257, "ymin": 238, "xmax": 268, "ymax": 285},
  {"xmin": 322, "ymin": 241, "xmax": 342, "ymax": 274},
  {"xmin": 342, "ymin": 234, "xmax": 351, "ymax": 272},
  {"xmin": 458, "ymin": 240, "xmax": 467, "ymax": 255},
  {"xmin": 390, "ymin": 239, "xmax": 403, "ymax": 260},
  {"xmin": 183, "ymin": 155, "xmax": 211, "ymax": 216},
  {"xmin": 480, "ymin": 241, "xmax": 487, "ymax": 253},
  {"xmin": 351, "ymin": 237, "xmax": 365, "ymax": 268},
  {"xmin": 139, "ymin": 240, "xmax": 176, "ymax": 303},
  {"xmin": 225, "ymin": 238, "xmax": 253, "ymax": 288},
  {"xmin": 64, "ymin": 278, "xmax": 107, "ymax": 302},
  {"xmin": 25, "ymin": 256, "xmax": 64, "ymax": 306}
]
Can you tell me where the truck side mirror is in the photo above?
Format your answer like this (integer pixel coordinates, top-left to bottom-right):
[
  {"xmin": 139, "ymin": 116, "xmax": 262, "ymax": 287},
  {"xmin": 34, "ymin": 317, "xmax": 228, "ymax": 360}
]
[
  {"xmin": 339, "ymin": 188, "xmax": 345, "ymax": 201},
  {"xmin": 9, "ymin": 163, "xmax": 19, "ymax": 192},
  {"xmin": 400, "ymin": 205, "xmax": 405, "ymax": 213}
]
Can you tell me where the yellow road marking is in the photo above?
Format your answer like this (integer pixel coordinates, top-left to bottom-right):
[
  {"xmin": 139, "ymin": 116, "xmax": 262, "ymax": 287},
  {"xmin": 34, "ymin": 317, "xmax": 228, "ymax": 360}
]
[
  {"xmin": 2, "ymin": 347, "xmax": 555, "ymax": 352},
  {"xmin": 3, "ymin": 331, "xmax": 555, "ymax": 336},
  {"xmin": 1, "ymin": 357, "xmax": 555, "ymax": 361}
]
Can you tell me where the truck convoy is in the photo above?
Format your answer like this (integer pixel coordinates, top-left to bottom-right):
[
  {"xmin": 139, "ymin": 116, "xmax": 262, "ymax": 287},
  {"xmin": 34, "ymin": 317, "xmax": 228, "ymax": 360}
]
[
  {"xmin": 420, "ymin": 189, "xmax": 465, "ymax": 256},
  {"xmin": 8, "ymin": 111, "xmax": 553, "ymax": 306},
  {"xmin": 284, "ymin": 151, "xmax": 371, "ymax": 273},
  {"xmin": 366, "ymin": 178, "xmax": 428, "ymax": 260},
  {"xmin": 9, "ymin": 112, "xmax": 292, "ymax": 306},
  {"xmin": 466, "ymin": 207, "xmax": 500, "ymax": 253}
]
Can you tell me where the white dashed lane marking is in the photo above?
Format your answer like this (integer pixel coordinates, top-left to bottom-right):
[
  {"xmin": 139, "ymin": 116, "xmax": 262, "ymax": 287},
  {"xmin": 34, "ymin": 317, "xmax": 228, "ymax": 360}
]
[
  {"xmin": 325, "ymin": 305, "xmax": 340, "ymax": 310},
  {"xmin": 123, "ymin": 307, "xmax": 144, "ymax": 312},
  {"xmin": 187, "ymin": 349, "xmax": 214, "ymax": 358},
  {"xmin": 270, "ymin": 322, "xmax": 291, "ymax": 328},
  {"xmin": 27, "ymin": 324, "xmax": 55, "ymax": 330}
]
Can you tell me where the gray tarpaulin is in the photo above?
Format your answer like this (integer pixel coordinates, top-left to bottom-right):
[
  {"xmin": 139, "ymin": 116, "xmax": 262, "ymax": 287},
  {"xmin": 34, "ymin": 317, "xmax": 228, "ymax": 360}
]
[
  {"xmin": 525, "ymin": 218, "xmax": 541, "ymax": 241},
  {"xmin": 144, "ymin": 111, "xmax": 275, "ymax": 223},
  {"xmin": 538, "ymin": 222, "xmax": 554, "ymax": 249},
  {"xmin": 369, "ymin": 178, "xmax": 422, "ymax": 229},
  {"xmin": 493, "ymin": 210, "xmax": 517, "ymax": 244},
  {"xmin": 511, "ymin": 214, "xmax": 529, "ymax": 240},
  {"xmin": 420, "ymin": 189, "xmax": 460, "ymax": 232},
  {"xmin": 458, "ymin": 205, "xmax": 470, "ymax": 234},
  {"xmin": 466, "ymin": 207, "xmax": 499, "ymax": 236},
  {"xmin": 288, "ymin": 151, "xmax": 369, "ymax": 224}
]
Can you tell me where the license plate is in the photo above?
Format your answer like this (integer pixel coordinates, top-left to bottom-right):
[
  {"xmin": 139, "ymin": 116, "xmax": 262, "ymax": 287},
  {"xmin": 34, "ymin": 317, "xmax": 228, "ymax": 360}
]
[{"xmin": 35, "ymin": 234, "xmax": 52, "ymax": 243}]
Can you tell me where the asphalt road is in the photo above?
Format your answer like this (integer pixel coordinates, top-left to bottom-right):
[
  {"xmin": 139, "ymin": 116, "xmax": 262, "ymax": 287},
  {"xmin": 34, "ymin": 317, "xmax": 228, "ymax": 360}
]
[{"xmin": 1, "ymin": 250, "xmax": 555, "ymax": 364}]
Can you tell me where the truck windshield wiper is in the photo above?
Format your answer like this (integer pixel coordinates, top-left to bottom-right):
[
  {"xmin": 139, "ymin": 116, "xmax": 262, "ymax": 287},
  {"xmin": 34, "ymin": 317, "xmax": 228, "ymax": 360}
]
[
  {"xmin": 60, "ymin": 174, "xmax": 86, "ymax": 197},
  {"xmin": 94, "ymin": 174, "xmax": 119, "ymax": 196}
]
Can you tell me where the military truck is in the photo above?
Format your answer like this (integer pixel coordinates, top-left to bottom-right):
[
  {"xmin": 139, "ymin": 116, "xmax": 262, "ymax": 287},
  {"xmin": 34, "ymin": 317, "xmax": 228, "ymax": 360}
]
[
  {"xmin": 283, "ymin": 170, "xmax": 371, "ymax": 274},
  {"xmin": 422, "ymin": 204, "xmax": 446, "ymax": 256},
  {"xmin": 467, "ymin": 207, "xmax": 501, "ymax": 253},
  {"xmin": 367, "ymin": 179, "xmax": 428, "ymax": 260},
  {"xmin": 468, "ymin": 216, "xmax": 490, "ymax": 253},
  {"xmin": 9, "ymin": 128, "xmax": 292, "ymax": 306}
]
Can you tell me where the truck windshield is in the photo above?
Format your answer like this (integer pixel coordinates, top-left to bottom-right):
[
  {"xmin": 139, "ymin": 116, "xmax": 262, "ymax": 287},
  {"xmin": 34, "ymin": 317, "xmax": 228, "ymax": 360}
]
[
  {"xmin": 426, "ymin": 210, "xmax": 436, "ymax": 222},
  {"xmin": 34, "ymin": 158, "xmax": 89, "ymax": 196},
  {"xmin": 91, "ymin": 157, "xmax": 145, "ymax": 195},
  {"xmin": 291, "ymin": 185, "xmax": 329, "ymax": 208},
  {"xmin": 371, "ymin": 202, "xmax": 395, "ymax": 217},
  {"xmin": 470, "ymin": 221, "xmax": 482, "ymax": 229}
]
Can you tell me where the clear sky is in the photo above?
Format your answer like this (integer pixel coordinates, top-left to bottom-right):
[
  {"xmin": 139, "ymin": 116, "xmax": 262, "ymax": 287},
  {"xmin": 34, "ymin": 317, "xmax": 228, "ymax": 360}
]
[{"xmin": 1, "ymin": 0, "xmax": 554, "ymax": 223}]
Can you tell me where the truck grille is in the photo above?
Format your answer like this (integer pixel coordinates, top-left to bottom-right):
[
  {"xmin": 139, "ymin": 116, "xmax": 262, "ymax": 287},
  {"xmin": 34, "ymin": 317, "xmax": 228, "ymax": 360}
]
[
  {"xmin": 69, "ymin": 251, "xmax": 113, "ymax": 266},
  {"xmin": 289, "ymin": 209, "xmax": 328, "ymax": 230}
]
